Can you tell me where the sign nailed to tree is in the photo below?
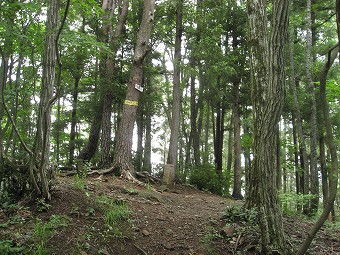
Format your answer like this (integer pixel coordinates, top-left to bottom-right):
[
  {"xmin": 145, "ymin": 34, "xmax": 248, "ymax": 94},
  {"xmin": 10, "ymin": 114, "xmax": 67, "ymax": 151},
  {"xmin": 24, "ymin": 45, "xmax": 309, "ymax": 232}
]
[{"xmin": 135, "ymin": 84, "xmax": 144, "ymax": 92}]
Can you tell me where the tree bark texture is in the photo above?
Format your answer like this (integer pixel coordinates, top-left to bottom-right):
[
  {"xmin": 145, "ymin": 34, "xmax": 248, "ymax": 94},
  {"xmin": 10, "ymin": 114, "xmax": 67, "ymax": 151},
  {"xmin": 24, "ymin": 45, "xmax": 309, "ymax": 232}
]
[
  {"xmin": 164, "ymin": 0, "xmax": 183, "ymax": 186},
  {"xmin": 99, "ymin": 0, "xmax": 129, "ymax": 168},
  {"xmin": 31, "ymin": 0, "xmax": 60, "ymax": 200},
  {"xmin": 246, "ymin": 0, "xmax": 290, "ymax": 253},
  {"xmin": 112, "ymin": 0, "xmax": 155, "ymax": 175}
]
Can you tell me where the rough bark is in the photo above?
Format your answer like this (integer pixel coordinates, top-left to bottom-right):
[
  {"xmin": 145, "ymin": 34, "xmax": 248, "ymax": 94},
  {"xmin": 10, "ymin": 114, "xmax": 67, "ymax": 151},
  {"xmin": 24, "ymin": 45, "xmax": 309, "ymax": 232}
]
[
  {"xmin": 245, "ymin": 0, "xmax": 290, "ymax": 254},
  {"xmin": 31, "ymin": 0, "xmax": 60, "ymax": 200},
  {"xmin": 99, "ymin": 0, "xmax": 129, "ymax": 168},
  {"xmin": 112, "ymin": 0, "xmax": 155, "ymax": 176},
  {"xmin": 164, "ymin": 0, "xmax": 183, "ymax": 186}
]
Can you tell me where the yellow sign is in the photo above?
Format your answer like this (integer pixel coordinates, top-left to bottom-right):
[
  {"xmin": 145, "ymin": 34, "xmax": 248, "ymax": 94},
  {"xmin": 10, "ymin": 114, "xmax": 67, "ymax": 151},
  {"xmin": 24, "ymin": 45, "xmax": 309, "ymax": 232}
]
[{"xmin": 124, "ymin": 100, "xmax": 138, "ymax": 106}]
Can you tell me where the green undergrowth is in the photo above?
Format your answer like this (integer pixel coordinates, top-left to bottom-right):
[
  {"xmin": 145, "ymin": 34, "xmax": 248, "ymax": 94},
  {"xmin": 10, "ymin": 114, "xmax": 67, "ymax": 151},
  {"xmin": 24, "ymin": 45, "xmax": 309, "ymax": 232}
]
[
  {"xmin": 95, "ymin": 194, "xmax": 135, "ymax": 240},
  {"xmin": 31, "ymin": 214, "xmax": 69, "ymax": 255}
]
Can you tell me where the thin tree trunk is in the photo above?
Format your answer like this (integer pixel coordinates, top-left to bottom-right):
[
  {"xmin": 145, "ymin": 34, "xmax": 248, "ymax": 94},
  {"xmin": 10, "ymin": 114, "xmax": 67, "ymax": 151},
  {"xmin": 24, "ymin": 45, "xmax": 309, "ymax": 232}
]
[
  {"xmin": 232, "ymin": 80, "xmax": 242, "ymax": 199},
  {"xmin": 69, "ymin": 76, "xmax": 80, "ymax": 166},
  {"xmin": 190, "ymin": 69, "xmax": 200, "ymax": 166},
  {"xmin": 276, "ymin": 124, "xmax": 282, "ymax": 190},
  {"xmin": 226, "ymin": 117, "xmax": 233, "ymax": 195},
  {"xmin": 164, "ymin": 0, "xmax": 183, "ymax": 186},
  {"xmin": 319, "ymin": 136, "xmax": 328, "ymax": 209},
  {"xmin": 288, "ymin": 29, "xmax": 310, "ymax": 206},
  {"xmin": 135, "ymin": 102, "xmax": 144, "ymax": 172},
  {"xmin": 297, "ymin": 43, "xmax": 339, "ymax": 255},
  {"xmin": 306, "ymin": 0, "xmax": 319, "ymax": 215},
  {"xmin": 143, "ymin": 95, "xmax": 152, "ymax": 173}
]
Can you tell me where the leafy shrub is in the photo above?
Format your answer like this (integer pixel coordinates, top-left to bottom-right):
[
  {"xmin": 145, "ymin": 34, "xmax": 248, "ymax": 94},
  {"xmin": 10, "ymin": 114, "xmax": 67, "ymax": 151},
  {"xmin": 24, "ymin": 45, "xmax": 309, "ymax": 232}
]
[
  {"xmin": 222, "ymin": 205, "xmax": 258, "ymax": 225},
  {"xmin": 189, "ymin": 163, "xmax": 224, "ymax": 195},
  {"xmin": 36, "ymin": 198, "xmax": 51, "ymax": 212},
  {"xmin": 279, "ymin": 192, "xmax": 318, "ymax": 216}
]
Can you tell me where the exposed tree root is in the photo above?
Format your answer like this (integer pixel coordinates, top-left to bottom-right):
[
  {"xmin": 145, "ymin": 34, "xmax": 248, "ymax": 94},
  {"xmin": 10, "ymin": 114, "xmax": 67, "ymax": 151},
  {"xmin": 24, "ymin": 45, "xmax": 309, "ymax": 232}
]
[{"xmin": 64, "ymin": 167, "xmax": 159, "ymax": 192}]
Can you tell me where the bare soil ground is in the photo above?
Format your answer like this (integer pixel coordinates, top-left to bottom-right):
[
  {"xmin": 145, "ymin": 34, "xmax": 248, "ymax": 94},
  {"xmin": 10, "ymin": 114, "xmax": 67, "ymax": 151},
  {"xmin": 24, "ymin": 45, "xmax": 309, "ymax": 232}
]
[{"xmin": 1, "ymin": 175, "xmax": 339, "ymax": 255}]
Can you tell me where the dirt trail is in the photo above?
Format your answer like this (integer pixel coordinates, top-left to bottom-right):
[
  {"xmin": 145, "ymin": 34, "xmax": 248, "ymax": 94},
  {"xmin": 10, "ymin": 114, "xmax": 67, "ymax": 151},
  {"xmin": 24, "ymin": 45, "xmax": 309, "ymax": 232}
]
[
  {"xmin": 129, "ymin": 184, "xmax": 236, "ymax": 255},
  {"xmin": 1, "ymin": 175, "xmax": 339, "ymax": 255}
]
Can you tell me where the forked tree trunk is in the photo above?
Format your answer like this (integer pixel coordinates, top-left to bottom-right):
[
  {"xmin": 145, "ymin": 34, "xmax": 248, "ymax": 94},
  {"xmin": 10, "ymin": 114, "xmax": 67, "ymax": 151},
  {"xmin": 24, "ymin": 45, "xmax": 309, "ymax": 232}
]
[
  {"xmin": 99, "ymin": 0, "xmax": 129, "ymax": 168},
  {"xmin": 30, "ymin": 0, "xmax": 60, "ymax": 200},
  {"xmin": 112, "ymin": 0, "xmax": 155, "ymax": 177},
  {"xmin": 245, "ymin": 0, "xmax": 290, "ymax": 254}
]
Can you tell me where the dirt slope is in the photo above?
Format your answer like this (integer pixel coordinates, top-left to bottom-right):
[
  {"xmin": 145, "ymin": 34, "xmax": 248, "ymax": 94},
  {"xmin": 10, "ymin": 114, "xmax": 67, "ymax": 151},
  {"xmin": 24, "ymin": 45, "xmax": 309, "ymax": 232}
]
[{"xmin": 0, "ymin": 175, "xmax": 339, "ymax": 255}]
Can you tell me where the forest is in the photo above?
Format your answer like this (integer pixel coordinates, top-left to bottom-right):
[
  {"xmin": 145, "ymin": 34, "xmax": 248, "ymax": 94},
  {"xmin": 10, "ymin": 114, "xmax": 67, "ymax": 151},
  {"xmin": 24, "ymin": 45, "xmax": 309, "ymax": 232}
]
[{"xmin": 0, "ymin": 0, "xmax": 339, "ymax": 254}]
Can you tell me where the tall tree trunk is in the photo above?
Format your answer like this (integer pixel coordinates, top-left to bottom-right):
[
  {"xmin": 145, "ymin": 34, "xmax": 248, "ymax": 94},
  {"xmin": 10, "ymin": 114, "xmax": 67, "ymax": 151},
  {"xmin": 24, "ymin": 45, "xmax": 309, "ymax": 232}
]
[
  {"xmin": 135, "ymin": 102, "xmax": 144, "ymax": 172},
  {"xmin": 112, "ymin": 0, "xmax": 155, "ymax": 177},
  {"xmin": 306, "ymin": 0, "xmax": 319, "ymax": 216},
  {"xmin": 31, "ymin": 0, "xmax": 60, "ymax": 200},
  {"xmin": 226, "ymin": 117, "xmax": 233, "ymax": 195},
  {"xmin": 69, "ymin": 76, "xmax": 81, "ymax": 166},
  {"xmin": 99, "ymin": 0, "xmax": 129, "ymax": 168},
  {"xmin": 288, "ymin": 28, "xmax": 309, "ymax": 205},
  {"xmin": 164, "ymin": 0, "xmax": 183, "ymax": 186},
  {"xmin": 232, "ymin": 80, "xmax": 242, "ymax": 199},
  {"xmin": 190, "ymin": 69, "xmax": 200, "ymax": 166},
  {"xmin": 202, "ymin": 104, "xmax": 210, "ymax": 164},
  {"xmin": 0, "ymin": 0, "xmax": 15, "ymax": 161},
  {"xmin": 245, "ymin": 0, "xmax": 290, "ymax": 254},
  {"xmin": 143, "ymin": 95, "xmax": 152, "ymax": 173},
  {"xmin": 297, "ymin": 43, "xmax": 339, "ymax": 255},
  {"xmin": 214, "ymin": 100, "xmax": 225, "ymax": 176}
]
